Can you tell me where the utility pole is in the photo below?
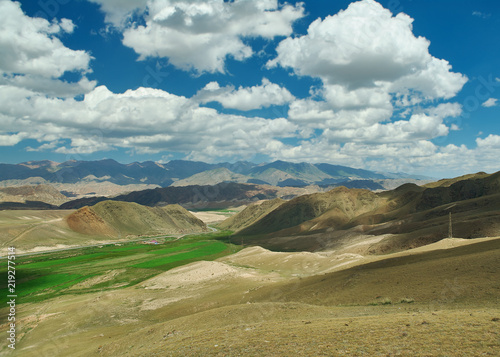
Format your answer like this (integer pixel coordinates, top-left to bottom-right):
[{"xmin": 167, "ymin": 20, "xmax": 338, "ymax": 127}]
[
  {"xmin": 445, "ymin": 203, "xmax": 456, "ymax": 239},
  {"xmin": 448, "ymin": 211, "xmax": 452, "ymax": 238}
]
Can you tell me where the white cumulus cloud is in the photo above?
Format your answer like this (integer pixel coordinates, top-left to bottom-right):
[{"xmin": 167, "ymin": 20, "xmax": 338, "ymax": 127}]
[
  {"xmin": 0, "ymin": 0, "xmax": 495, "ymax": 177},
  {"xmin": 268, "ymin": 0, "xmax": 467, "ymax": 105},
  {"xmin": 482, "ymin": 98, "xmax": 498, "ymax": 107},
  {"xmin": 264, "ymin": 0, "xmax": 469, "ymax": 169},
  {"xmin": 476, "ymin": 134, "xmax": 500, "ymax": 148},
  {"xmin": 88, "ymin": 0, "xmax": 147, "ymax": 27},
  {"xmin": 120, "ymin": 0, "xmax": 304, "ymax": 73},
  {"xmin": 197, "ymin": 78, "xmax": 295, "ymax": 110},
  {"xmin": 322, "ymin": 113, "xmax": 449, "ymax": 144},
  {"xmin": 0, "ymin": 1, "xmax": 95, "ymax": 97},
  {"xmin": 0, "ymin": 84, "xmax": 298, "ymax": 160},
  {"xmin": 0, "ymin": 133, "xmax": 26, "ymax": 146},
  {"xmin": 0, "ymin": 1, "xmax": 91, "ymax": 78}
]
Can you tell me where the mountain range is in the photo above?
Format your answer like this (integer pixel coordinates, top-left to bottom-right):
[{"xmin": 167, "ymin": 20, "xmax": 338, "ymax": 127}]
[
  {"xmin": 0, "ymin": 159, "xmax": 431, "ymax": 189},
  {"xmin": 59, "ymin": 182, "xmax": 285, "ymax": 210}
]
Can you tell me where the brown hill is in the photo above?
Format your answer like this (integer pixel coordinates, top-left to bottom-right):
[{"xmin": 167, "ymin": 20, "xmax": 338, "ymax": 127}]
[
  {"xmin": 67, "ymin": 200, "xmax": 207, "ymax": 237},
  {"xmin": 229, "ymin": 171, "xmax": 500, "ymax": 252},
  {"xmin": 237, "ymin": 187, "xmax": 381, "ymax": 236},
  {"xmin": 60, "ymin": 182, "xmax": 283, "ymax": 210},
  {"xmin": 66, "ymin": 205, "xmax": 118, "ymax": 236},
  {"xmin": 218, "ymin": 198, "xmax": 285, "ymax": 232}
]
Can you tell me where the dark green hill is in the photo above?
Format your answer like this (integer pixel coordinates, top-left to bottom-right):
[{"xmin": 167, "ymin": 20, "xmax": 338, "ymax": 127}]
[
  {"xmin": 416, "ymin": 171, "xmax": 500, "ymax": 211},
  {"xmin": 423, "ymin": 172, "xmax": 490, "ymax": 188}
]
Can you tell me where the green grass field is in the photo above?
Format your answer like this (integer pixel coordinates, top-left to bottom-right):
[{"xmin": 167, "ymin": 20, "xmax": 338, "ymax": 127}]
[
  {"xmin": 132, "ymin": 241, "xmax": 228, "ymax": 268},
  {"xmin": 0, "ymin": 232, "xmax": 239, "ymax": 304}
]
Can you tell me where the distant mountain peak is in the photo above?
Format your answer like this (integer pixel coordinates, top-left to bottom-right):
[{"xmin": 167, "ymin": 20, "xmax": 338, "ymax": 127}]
[{"xmin": 1, "ymin": 159, "xmax": 431, "ymax": 190}]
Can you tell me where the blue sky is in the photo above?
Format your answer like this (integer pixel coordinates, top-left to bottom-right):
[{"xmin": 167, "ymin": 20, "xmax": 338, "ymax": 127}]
[{"xmin": 0, "ymin": 0, "xmax": 499, "ymax": 178}]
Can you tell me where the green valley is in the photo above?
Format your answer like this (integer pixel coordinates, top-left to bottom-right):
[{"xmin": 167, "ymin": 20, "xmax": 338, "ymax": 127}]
[{"xmin": 0, "ymin": 232, "xmax": 238, "ymax": 305}]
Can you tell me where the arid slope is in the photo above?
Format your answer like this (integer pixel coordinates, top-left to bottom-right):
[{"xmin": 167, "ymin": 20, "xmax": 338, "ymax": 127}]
[
  {"xmin": 218, "ymin": 198, "xmax": 285, "ymax": 232},
  {"xmin": 227, "ymin": 171, "xmax": 500, "ymax": 252},
  {"xmin": 67, "ymin": 200, "xmax": 207, "ymax": 237},
  {"xmin": 238, "ymin": 187, "xmax": 381, "ymax": 236}
]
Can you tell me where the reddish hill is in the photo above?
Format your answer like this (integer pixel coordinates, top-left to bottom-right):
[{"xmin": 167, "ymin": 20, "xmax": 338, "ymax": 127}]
[
  {"xmin": 67, "ymin": 206, "xmax": 117, "ymax": 237},
  {"xmin": 67, "ymin": 200, "xmax": 207, "ymax": 238}
]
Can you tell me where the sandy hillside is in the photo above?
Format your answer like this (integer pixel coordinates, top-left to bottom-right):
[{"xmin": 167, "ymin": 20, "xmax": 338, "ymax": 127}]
[
  {"xmin": 219, "ymin": 246, "xmax": 364, "ymax": 277},
  {"xmin": 67, "ymin": 201, "xmax": 207, "ymax": 237},
  {"xmin": 141, "ymin": 260, "xmax": 270, "ymax": 290}
]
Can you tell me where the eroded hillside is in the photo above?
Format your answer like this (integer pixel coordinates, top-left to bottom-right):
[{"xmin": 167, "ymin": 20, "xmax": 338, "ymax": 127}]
[
  {"xmin": 67, "ymin": 201, "xmax": 208, "ymax": 237},
  {"xmin": 224, "ymin": 171, "xmax": 500, "ymax": 253}
]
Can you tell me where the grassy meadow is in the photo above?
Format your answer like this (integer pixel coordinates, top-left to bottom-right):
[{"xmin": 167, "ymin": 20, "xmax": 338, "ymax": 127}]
[{"xmin": 0, "ymin": 230, "xmax": 238, "ymax": 305}]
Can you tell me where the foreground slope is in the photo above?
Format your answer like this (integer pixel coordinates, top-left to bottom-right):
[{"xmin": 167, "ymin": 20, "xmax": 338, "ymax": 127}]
[
  {"xmin": 102, "ymin": 237, "xmax": 500, "ymax": 356},
  {"xmin": 67, "ymin": 200, "xmax": 207, "ymax": 237},
  {"xmin": 7, "ymin": 236, "xmax": 498, "ymax": 356},
  {"xmin": 248, "ymin": 237, "xmax": 500, "ymax": 307}
]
